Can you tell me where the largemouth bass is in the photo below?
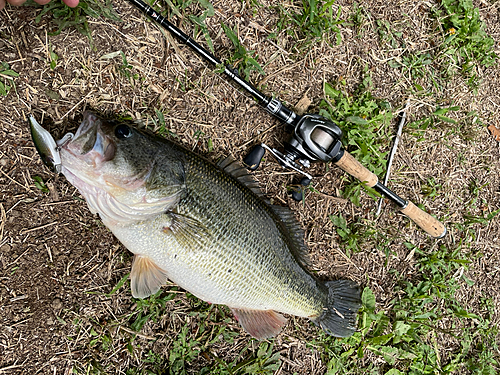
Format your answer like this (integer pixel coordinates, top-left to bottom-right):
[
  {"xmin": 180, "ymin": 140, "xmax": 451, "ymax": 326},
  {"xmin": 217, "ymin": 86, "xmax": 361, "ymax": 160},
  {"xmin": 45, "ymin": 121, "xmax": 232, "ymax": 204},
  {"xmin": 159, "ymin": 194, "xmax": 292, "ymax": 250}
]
[{"xmin": 33, "ymin": 111, "xmax": 361, "ymax": 339}]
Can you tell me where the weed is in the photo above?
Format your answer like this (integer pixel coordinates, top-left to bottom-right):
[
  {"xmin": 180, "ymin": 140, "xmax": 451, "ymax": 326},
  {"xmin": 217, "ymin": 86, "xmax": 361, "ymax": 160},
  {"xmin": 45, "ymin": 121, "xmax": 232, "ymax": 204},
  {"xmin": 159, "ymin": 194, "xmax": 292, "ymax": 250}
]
[
  {"xmin": 220, "ymin": 22, "xmax": 265, "ymax": 81},
  {"xmin": 105, "ymin": 272, "xmax": 130, "ymax": 297},
  {"xmin": 276, "ymin": 0, "xmax": 343, "ymax": 50},
  {"xmin": 129, "ymin": 290, "xmax": 175, "ymax": 332},
  {"xmin": 202, "ymin": 341, "xmax": 281, "ymax": 375},
  {"xmin": 319, "ymin": 72, "xmax": 393, "ymax": 205},
  {"xmin": 125, "ymin": 350, "xmax": 166, "ymax": 375},
  {"xmin": 375, "ymin": 0, "xmax": 497, "ymax": 93},
  {"xmin": 150, "ymin": 109, "xmax": 177, "ymax": 138},
  {"xmin": 310, "ymin": 242, "xmax": 490, "ymax": 374},
  {"xmin": 33, "ymin": 175, "xmax": 49, "ymax": 193},
  {"xmin": 89, "ymin": 325, "xmax": 113, "ymax": 352},
  {"xmin": 188, "ymin": 0, "xmax": 215, "ymax": 53},
  {"xmin": 463, "ymin": 208, "xmax": 500, "ymax": 226},
  {"xmin": 239, "ymin": 342, "xmax": 281, "ymax": 374},
  {"xmin": 329, "ymin": 213, "xmax": 365, "ymax": 255},
  {"xmin": 349, "ymin": 2, "xmax": 368, "ymax": 38},
  {"xmin": 420, "ymin": 177, "xmax": 442, "ymax": 200},
  {"xmin": 117, "ymin": 51, "xmax": 140, "ymax": 83},
  {"xmin": 49, "ymin": 44, "xmax": 58, "ymax": 70},
  {"xmin": 376, "ymin": 19, "xmax": 402, "ymax": 49},
  {"xmin": 437, "ymin": 0, "xmax": 497, "ymax": 69},
  {"xmin": 101, "ymin": 50, "xmax": 140, "ymax": 84},
  {"xmin": 466, "ymin": 178, "xmax": 489, "ymax": 209},
  {"xmin": 169, "ymin": 324, "xmax": 202, "ymax": 374},
  {"xmin": 388, "ymin": 52, "xmax": 434, "ymax": 81},
  {"xmin": 0, "ymin": 62, "xmax": 19, "ymax": 97},
  {"xmin": 27, "ymin": 0, "xmax": 120, "ymax": 45},
  {"xmin": 149, "ymin": 0, "xmax": 215, "ymax": 53},
  {"xmin": 406, "ymin": 105, "xmax": 460, "ymax": 140}
]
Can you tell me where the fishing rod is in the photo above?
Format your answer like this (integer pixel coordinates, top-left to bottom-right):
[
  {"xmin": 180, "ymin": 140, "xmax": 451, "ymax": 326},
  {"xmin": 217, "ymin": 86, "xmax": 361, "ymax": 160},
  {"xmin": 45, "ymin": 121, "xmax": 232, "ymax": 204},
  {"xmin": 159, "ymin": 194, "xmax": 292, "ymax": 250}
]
[{"xmin": 126, "ymin": 0, "xmax": 446, "ymax": 238}]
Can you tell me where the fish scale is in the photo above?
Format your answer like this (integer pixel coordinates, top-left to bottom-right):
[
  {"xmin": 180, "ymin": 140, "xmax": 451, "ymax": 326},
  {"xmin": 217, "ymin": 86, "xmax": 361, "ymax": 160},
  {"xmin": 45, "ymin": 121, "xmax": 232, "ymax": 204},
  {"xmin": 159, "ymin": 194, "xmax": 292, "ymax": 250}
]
[
  {"xmin": 172, "ymin": 159, "xmax": 324, "ymax": 316},
  {"xmin": 170, "ymin": 155, "xmax": 325, "ymax": 315}
]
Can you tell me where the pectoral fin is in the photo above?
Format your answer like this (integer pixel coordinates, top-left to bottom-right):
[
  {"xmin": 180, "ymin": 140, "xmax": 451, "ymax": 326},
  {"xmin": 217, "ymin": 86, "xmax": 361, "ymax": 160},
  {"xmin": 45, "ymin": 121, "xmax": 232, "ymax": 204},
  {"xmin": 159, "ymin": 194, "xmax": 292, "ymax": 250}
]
[
  {"xmin": 162, "ymin": 212, "xmax": 211, "ymax": 249},
  {"xmin": 230, "ymin": 308, "xmax": 287, "ymax": 339},
  {"xmin": 130, "ymin": 255, "xmax": 168, "ymax": 299}
]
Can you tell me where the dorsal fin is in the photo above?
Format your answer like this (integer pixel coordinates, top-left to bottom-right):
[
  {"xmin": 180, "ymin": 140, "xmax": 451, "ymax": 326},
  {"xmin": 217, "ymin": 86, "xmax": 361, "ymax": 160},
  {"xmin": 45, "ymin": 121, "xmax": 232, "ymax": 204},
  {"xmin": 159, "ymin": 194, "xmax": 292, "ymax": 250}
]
[
  {"xmin": 270, "ymin": 205, "xmax": 311, "ymax": 268},
  {"xmin": 217, "ymin": 156, "xmax": 262, "ymax": 196}
]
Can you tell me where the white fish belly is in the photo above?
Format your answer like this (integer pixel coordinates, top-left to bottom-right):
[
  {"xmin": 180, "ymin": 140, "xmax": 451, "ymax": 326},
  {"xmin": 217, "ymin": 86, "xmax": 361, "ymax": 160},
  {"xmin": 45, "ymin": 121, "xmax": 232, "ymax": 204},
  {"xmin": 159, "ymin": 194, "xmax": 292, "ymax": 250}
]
[{"xmin": 108, "ymin": 216, "xmax": 323, "ymax": 318}]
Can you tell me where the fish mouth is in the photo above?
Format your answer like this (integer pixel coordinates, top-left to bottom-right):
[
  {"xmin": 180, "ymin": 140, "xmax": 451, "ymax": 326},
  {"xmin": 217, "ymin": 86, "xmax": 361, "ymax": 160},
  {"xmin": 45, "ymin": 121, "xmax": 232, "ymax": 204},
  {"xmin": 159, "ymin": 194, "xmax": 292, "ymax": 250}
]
[{"xmin": 63, "ymin": 111, "xmax": 116, "ymax": 166}]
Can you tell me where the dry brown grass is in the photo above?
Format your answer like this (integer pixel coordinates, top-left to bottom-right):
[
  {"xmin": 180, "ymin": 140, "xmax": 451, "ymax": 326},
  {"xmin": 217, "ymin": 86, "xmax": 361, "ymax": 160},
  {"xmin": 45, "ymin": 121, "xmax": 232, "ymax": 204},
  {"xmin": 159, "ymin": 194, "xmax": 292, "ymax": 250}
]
[{"xmin": 0, "ymin": 0, "xmax": 499, "ymax": 373}]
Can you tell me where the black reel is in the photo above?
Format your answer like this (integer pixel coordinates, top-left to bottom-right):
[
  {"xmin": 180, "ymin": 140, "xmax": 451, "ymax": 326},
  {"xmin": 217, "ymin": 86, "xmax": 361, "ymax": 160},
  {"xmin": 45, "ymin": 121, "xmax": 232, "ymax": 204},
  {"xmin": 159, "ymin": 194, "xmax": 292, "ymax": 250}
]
[{"xmin": 243, "ymin": 115, "xmax": 343, "ymax": 201}]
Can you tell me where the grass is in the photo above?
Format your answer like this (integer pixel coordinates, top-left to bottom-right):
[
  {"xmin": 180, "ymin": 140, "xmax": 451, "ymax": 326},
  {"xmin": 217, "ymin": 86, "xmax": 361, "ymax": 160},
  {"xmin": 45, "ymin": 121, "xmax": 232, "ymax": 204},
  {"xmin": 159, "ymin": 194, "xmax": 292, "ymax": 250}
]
[
  {"xmin": 159, "ymin": 0, "xmax": 216, "ymax": 52},
  {"xmin": 27, "ymin": 0, "xmax": 120, "ymax": 45},
  {"xmin": 0, "ymin": 62, "xmax": 18, "ymax": 96},
  {"xmin": 376, "ymin": 0, "xmax": 497, "ymax": 93},
  {"xmin": 16, "ymin": 0, "xmax": 499, "ymax": 374},
  {"xmin": 307, "ymin": 242, "xmax": 498, "ymax": 375},
  {"xmin": 220, "ymin": 21, "xmax": 265, "ymax": 81},
  {"xmin": 274, "ymin": 0, "xmax": 344, "ymax": 51},
  {"xmin": 32, "ymin": 175, "xmax": 50, "ymax": 193},
  {"xmin": 319, "ymin": 71, "xmax": 393, "ymax": 205},
  {"xmin": 101, "ymin": 50, "xmax": 141, "ymax": 84}
]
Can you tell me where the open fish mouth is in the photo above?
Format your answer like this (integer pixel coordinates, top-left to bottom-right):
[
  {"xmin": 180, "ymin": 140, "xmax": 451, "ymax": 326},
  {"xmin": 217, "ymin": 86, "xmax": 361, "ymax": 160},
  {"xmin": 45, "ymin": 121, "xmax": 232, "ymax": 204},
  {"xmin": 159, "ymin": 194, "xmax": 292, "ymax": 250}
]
[
  {"xmin": 29, "ymin": 111, "xmax": 116, "ymax": 173},
  {"xmin": 65, "ymin": 111, "xmax": 115, "ymax": 163}
]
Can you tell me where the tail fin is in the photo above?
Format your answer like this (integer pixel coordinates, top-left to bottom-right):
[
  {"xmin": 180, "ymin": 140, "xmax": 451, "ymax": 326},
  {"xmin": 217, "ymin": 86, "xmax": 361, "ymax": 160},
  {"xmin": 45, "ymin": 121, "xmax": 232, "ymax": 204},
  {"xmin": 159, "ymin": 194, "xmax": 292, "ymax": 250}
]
[{"xmin": 314, "ymin": 279, "xmax": 361, "ymax": 337}]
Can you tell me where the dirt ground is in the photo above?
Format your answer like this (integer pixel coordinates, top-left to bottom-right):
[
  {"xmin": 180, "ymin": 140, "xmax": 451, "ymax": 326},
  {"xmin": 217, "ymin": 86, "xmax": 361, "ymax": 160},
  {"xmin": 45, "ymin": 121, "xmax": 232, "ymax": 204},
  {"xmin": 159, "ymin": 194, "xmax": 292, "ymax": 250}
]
[{"xmin": 0, "ymin": 0, "xmax": 499, "ymax": 374}]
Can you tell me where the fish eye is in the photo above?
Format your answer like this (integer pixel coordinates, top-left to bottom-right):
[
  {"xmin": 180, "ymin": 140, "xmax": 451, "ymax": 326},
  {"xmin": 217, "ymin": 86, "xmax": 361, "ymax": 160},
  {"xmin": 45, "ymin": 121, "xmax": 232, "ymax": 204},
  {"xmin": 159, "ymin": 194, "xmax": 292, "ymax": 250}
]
[{"xmin": 115, "ymin": 125, "xmax": 132, "ymax": 139}]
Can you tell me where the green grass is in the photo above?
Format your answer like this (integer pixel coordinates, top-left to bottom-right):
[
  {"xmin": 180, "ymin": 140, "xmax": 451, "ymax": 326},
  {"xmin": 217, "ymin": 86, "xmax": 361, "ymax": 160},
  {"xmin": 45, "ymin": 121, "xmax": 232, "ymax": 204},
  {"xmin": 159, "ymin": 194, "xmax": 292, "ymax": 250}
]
[
  {"xmin": 0, "ymin": 62, "xmax": 19, "ymax": 96},
  {"xmin": 306, "ymin": 243, "xmax": 498, "ymax": 375},
  {"xmin": 319, "ymin": 71, "xmax": 393, "ymax": 205},
  {"xmin": 160, "ymin": 0, "xmax": 215, "ymax": 52},
  {"xmin": 329, "ymin": 213, "xmax": 372, "ymax": 255},
  {"xmin": 436, "ymin": 0, "xmax": 497, "ymax": 69},
  {"xmin": 32, "ymin": 175, "xmax": 50, "ymax": 193},
  {"xmin": 29, "ymin": 1, "xmax": 498, "ymax": 374},
  {"xmin": 274, "ymin": 0, "xmax": 343, "ymax": 51},
  {"xmin": 220, "ymin": 22, "xmax": 265, "ymax": 81},
  {"xmin": 376, "ymin": 0, "xmax": 497, "ymax": 93},
  {"xmin": 27, "ymin": 0, "xmax": 120, "ymax": 45}
]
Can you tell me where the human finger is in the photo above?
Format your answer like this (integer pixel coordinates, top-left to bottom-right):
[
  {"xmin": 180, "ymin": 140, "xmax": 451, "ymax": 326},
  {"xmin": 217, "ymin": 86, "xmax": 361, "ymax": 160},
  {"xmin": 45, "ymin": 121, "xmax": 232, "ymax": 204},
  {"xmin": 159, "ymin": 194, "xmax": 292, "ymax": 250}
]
[
  {"xmin": 63, "ymin": 0, "xmax": 79, "ymax": 7},
  {"xmin": 0, "ymin": 0, "xmax": 6, "ymax": 11},
  {"xmin": 33, "ymin": 0, "xmax": 51, "ymax": 5},
  {"xmin": 6, "ymin": 0, "xmax": 27, "ymax": 6}
]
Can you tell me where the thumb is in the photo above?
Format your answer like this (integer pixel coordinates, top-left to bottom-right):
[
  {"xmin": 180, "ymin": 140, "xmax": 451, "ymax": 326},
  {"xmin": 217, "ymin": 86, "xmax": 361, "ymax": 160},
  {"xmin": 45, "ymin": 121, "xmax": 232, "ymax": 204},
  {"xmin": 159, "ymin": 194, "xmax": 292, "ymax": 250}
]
[{"xmin": 63, "ymin": 0, "xmax": 78, "ymax": 7}]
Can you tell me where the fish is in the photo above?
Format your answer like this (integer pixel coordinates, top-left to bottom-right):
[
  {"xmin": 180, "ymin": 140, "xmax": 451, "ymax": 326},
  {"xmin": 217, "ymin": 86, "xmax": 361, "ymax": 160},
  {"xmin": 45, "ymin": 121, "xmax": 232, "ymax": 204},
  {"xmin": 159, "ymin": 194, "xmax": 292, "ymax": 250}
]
[{"xmin": 31, "ymin": 111, "xmax": 361, "ymax": 339}]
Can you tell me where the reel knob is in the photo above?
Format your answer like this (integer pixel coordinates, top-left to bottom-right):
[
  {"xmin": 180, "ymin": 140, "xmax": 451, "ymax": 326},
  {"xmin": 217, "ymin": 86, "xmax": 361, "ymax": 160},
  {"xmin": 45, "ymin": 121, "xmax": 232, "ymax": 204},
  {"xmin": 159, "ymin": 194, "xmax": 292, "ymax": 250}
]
[
  {"xmin": 243, "ymin": 144, "xmax": 266, "ymax": 170},
  {"xmin": 291, "ymin": 177, "xmax": 311, "ymax": 201}
]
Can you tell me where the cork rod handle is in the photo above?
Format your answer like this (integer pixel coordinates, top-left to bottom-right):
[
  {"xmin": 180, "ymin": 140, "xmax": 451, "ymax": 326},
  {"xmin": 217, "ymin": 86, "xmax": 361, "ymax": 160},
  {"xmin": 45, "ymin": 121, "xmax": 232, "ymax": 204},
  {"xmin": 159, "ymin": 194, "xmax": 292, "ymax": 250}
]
[
  {"xmin": 335, "ymin": 151, "xmax": 446, "ymax": 238},
  {"xmin": 400, "ymin": 202, "xmax": 446, "ymax": 238}
]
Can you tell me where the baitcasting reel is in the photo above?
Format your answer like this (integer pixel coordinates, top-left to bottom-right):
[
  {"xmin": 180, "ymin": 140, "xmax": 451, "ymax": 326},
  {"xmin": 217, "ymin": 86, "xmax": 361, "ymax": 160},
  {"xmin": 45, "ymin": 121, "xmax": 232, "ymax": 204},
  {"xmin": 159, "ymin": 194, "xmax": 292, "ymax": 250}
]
[
  {"xmin": 243, "ymin": 114, "xmax": 343, "ymax": 200},
  {"xmin": 244, "ymin": 114, "xmax": 343, "ymax": 172},
  {"xmin": 126, "ymin": 0, "xmax": 446, "ymax": 238}
]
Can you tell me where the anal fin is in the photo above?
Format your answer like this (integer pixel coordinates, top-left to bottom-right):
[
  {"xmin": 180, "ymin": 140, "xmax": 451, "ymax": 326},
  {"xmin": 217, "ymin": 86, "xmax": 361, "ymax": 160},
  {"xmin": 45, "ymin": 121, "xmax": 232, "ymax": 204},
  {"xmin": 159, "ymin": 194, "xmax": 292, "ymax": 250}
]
[
  {"xmin": 130, "ymin": 255, "xmax": 168, "ymax": 299},
  {"xmin": 230, "ymin": 308, "xmax": 287, "ymax": 339}
]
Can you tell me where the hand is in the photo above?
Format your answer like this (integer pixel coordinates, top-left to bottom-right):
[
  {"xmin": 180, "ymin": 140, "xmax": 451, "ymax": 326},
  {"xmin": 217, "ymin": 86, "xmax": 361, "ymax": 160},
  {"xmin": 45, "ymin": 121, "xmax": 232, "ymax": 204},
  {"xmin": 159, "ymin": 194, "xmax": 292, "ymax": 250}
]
[{"xmin": 0, "ymin": 0, "xmax": 79, "ymax": 11}]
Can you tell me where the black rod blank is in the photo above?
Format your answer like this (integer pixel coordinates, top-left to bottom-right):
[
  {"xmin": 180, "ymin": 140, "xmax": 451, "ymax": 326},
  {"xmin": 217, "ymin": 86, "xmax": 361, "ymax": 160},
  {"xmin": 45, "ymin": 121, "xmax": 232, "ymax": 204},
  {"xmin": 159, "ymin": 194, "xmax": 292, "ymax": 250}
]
[{"xmin": 127, "ymin": 0, "xmax": 299, "ymax": 125}]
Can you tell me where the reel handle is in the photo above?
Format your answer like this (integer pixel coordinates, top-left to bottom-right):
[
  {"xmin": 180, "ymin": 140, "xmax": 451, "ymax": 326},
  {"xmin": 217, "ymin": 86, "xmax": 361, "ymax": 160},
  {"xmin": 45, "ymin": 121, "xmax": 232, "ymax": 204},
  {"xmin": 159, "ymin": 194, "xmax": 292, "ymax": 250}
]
[{"xmin": 335, "ymin": 151, "xmax": 446, "ymax": 238}]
